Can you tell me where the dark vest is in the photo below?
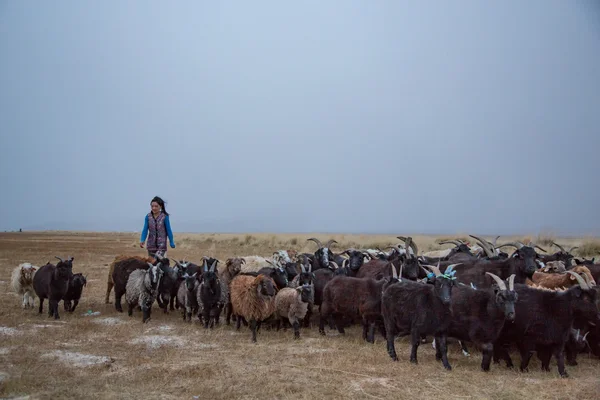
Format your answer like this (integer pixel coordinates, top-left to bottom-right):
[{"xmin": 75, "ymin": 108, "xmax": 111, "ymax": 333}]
[{"xmin": 147, "ymin": 212, "xmax": 167, "ymax": 252}]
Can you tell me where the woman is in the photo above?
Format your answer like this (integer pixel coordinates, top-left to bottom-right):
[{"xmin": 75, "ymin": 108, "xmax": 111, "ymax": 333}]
[{"xmin": 140, "ymin": 196, "xmax": 175, "ymax": 258}]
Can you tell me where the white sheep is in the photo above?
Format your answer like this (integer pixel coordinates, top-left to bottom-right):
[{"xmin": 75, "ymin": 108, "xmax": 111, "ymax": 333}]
[
  {"xmin": 125, "ymin": 263, "xmax": 163, "ymax": 323},
  {"xmin": 240, "ymin": 250, "xmax": 293, "ymax": 273},
  {"xmin": 11, "ymin": 263, "xmax": 38, "ymax": 309}
]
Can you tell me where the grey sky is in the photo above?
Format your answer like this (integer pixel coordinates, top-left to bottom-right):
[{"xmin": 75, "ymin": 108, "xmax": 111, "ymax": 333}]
[{"xmin": 1, "ymin": 1, "xmax": 599, "ymax": 236}]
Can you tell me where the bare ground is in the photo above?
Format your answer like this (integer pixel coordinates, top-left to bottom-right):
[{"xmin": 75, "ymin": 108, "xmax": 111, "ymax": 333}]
[{"xmin": 1, "ymin": 231, "xmax": 599, "ymax": 400}]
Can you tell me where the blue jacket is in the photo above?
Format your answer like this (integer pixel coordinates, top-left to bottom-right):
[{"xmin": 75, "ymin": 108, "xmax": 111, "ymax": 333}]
[{"xmin": 141, "ymin": 214, "xmax": 175, "ymax": 248}]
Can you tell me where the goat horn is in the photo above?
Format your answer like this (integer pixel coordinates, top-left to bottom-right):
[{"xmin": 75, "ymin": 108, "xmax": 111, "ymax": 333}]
[
  {"xmin": 398, "ymin": 236, "xmax": 418, "ymax": 257},
  {"xmin": 534, "ymin": 245, "xmax": 547, "ymax": 253},
  {"xmin": 568, "ymin": 246, "xmax": 579, "ymax": 254},
  {"xmin": 300, "ymin": 263, "xmax": 306, "ymax": 273},
  {"xmin": 55, "ymin": 256, "xmax": 64, "ymax": 262},
  {"xmin": 209, "ymin": 260, "xmax": 217, "ymax": 273},
  {"xmin": 445, "ymin": 263, "xmax": 462, "ymax": 274},
  {"xmin": 583, "ymin": 331, "xmax": 590, "ymax": 342},
  {"xmin": 492, "ymin": 236, "xmax": 501, "ymax": 247},
  {"xmin": 307, "ymin": 238, "xmax": 323, "ymax": 248},
  {"xmin": 265, "ymin": 259, "xmax": 279, "ymax": 268},
  {"xmin": 469, "ymin": 235, "xmax": 495, "ymax": 258},
  {"xmin": 328, "ymin": 261, "xmax": 339, "ymax": 270},
  {"xmin": 399, "ymin": 263, "xmax": 403, "ymax": 280},
  {"xmin": 342, "ymin": 259, "xmax": 348, "ymax": 269},
  {"xmin": 325, "ymin": 239, "xmax": 338, "ymax": 248},
  {"xmin": 552, "ymin": 242, "xmax": 567, "ymax": 253},
  {"xmin": 423, "ymin": 264, "xmax": 442, "ymax": 277},
  {"xmin": 566, "ymin": 271, "xmax": 590, "ymax": 290},
  {"xmin": 576, "ymin": 329, "xmax": 580, "ymax": 342},
  {"xmin": 438, "ymin": 240, "xmax": 462, "ymax": 247},
  {"xmin": 508, "ymin": 274, "xmax": 516, "ymax": 291},
  {"xmin": 486, "ymin": 272, "xmax": 507, "ymax": 291},
  {"xmin": 391, "ymin": 263, "xmax": 398, "ymax": 280},
  {"xmin": 498, "ymin": 242, "xmax": 523, "ymax": 250}
]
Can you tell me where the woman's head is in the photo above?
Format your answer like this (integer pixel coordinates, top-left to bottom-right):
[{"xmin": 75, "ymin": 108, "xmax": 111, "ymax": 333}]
[{"xmin": 150, "ymin": 196, "xmax": 169, "ymax": 215}]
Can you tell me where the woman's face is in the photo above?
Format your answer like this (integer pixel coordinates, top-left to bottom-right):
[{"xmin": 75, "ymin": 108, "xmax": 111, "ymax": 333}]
[{"xmin": 151, "ymin": 201, "xmax": 161, "ymax": 214}]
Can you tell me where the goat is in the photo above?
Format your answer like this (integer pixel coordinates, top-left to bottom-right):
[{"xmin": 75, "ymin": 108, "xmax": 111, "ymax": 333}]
[
  {"xmin": 493, "ymin": 272, "xmax": 600, "ymax": 377},
  {"xmin": 10, "ymin": 263, "xmax": 38, "ymax": 309},
  {"xmin": 33, "ymin": 257, "xmax": 74, "ymax": 320},
  {"xmin": 63, "ymin": 273, "xmax": 87, "ymax": 312},
  {"xmin": 105, "ymin": 255, "xmax": 154, "ymax": 304},
  {"xmin": 197, "ymin": 259, "xmax": 222, "ymax": 328},
  {"xmin": 125, "ymin": 262, "xmax": 164, "ymax": 323},
  {"xmin": 381, "ymin": 263, "xmax": 458, "ymax": 370},
  {"xmin": 176, "ymin": 272, "xmax": 199, "ymax": 322},
  {"xmin": 306, "ymin": 238, "xmax": 338, "ymax": 271},
  {"xmin": 110, "ymin": 254, "xmax": 162, "ymax": 312}
]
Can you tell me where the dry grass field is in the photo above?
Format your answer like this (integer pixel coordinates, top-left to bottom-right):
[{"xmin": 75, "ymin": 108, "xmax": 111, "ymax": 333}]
[{"xmin": 1, "ymin": 231, "xmax": 600, "ymax": 400}]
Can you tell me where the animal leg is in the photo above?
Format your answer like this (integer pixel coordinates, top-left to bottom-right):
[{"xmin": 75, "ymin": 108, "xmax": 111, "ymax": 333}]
[
  {"xmin": 115, "ymin": 291, "xmax": 124, "ymax": 312},
  {"xmin": 292, "ymin": 320, "xmax": 300, "ymax": 339},
  {"xmin": 555, "ymin": 347, "xmax": 568, "ymax": 378},
  {"xmin": 436, "ymin": 335, "xmax": 452, "ymax": 370},
  {"xmin": 128, "ymin": 302, "xmax": 134, "ymax": 317},
  {"xmin": 225, "ymin": 304, "xmax": 232, "ymax": 325},
  {"xmin": 410, "ymin": 330, "xmax": 421, "ymax": 364},
  {"xmin": 236, "ymin": 315, "xmax": 241, "ymax": 330},
  {"xmin": 518, "ymin": 346, "xmax": 533, "ymax": 372},
  {"xmin": 367, "ymin": 321, "xmax": 376, "ymax": 344},
  {"xmin": 481, "ymin": 343, "xmax": 493, "ymax": 371},
  {"xmin": 38, "ymin": 297, "xmax": 44, "ymax": 314},
  {"xmin": 386, "ymin": 326, "xmax": 398, "ymax": 361},
  {"xmin": 105, "ymin": 281, "xmax": 113, "ymax": 304},
  {"xmin": 250, "ymin": 319, "xmax": 258, "ymax": 343},
  {"xmin": 459, "ymin": 340, "xmax": 470, "ymax": 357},
  {"xmin": 142, "ymin": 304, "xmax": 151, "ymax": 323},
  {"xmin": 203, "ymin": 309, "xmax": 210, "ymax": 329}
]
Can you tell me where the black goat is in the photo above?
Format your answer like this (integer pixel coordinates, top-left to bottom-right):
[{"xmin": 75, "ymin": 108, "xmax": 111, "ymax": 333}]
[
  {"xmin": 111, "ymin": 254, "xmax": 166, "ymax": 312},
  {"xmin": 63, "ymin": 273, "xmax": 87, "ymax": 312},
  {"xmin": 197, "ymin": 260, "xmax": 222, "ymax": 328},
  {"xmin": 494, "ymin": 272, "xmax": 600, "ymax": 377},
  {"xmin": 306, "ymin": 238, "xmax": 338, "ymax": 271},
  {"xmin": 33, "ymin": 256, "xmax": 74, "ymax": 320},
  {"xmin": 443, "ymin": 273, "xmax": 517, "ymax": 371},
  {"xmin": 381, "ymin": 263, "xmax": 458, "ymax": 370}
]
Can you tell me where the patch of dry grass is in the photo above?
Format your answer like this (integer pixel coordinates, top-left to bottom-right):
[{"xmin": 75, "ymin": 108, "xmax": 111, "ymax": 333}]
[
  {"xmin": 577, "ymin": 239, "xmax": 600, "ymax": 258},
  {"xmin": 0, "ymin": 231, "xmax": 599, "ymax": 399}
]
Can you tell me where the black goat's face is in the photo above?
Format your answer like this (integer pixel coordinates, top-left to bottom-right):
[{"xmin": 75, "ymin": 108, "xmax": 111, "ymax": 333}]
[
  {"xmin": 55, "ymin": 259, "xmax": 73, "ymax": 280},
  {"xmin": 258, "ymin": 277, "xmax": 276, "ymax": 297},
  {"xmin": 298, "ymin": 285, "xmax": 312, "ymax": 303},
  {"xmin": 573, "ymin": 286, "xmax": 600, "ymax": 322},
  {"xmin": 149, "ymin": 265, "xmax": 162, "ymax": 289},
  {"xmin": 512, "ymin": 246, "xmax": 539, "ymax": 277},
  {"xmin": 315, "ymin": 247, "xmax": 331, "ymax": 268},
  {"xmin": 270, "ymin": 266, "xmax": 289, "ymax": 289},
  {"xmin": 72, "ymin": 273, "xmax": 87, "ymax": 288},
  {"xmin": 185, "ymin": 273, "xmax": 198, "ymax": 291},
  {"xmin": 494, "ymin": 289, "xmax": 518, "ymax": 322},
  {"xmin": 201, "ymin": 271, "xmax": 219, "ymax": 294},
  {"xmin": 297, "ymin": 272, "xmax": 313, "ymax": 286},
  {"xmin": 402, "ymin": 258, "xmax": 420, "ymax": 281},
  {"xmin": 433, "ymin": 276, "xmax": 455, "ymax": 305},
  {"xmin": 347, "ymin": 251, "xmax": 366, "ymax": 271}
]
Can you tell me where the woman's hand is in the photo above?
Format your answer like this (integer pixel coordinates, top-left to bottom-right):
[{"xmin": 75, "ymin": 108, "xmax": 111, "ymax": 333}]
[
  {"xmin": 170, "ymin": 242, "xmax": 176, "ymax": 249},
  {"xmin": 140, "ymin": 242, "xmax": 144, "ymax": 248}
]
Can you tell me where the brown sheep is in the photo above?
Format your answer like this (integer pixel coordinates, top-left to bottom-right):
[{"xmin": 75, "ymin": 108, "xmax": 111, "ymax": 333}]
[
  {"xmin": 230, "ymin": 274, "xmax": 277, "ymax": 342},
  {"xmin": 527, "ymin": 265, "xmax": 596, "ymax": 290},
  {"xmin": 105, "ymin": 255, "xmax": 154, "ymax": 304},
  {"xmin": 11, "ymin": 263, "xmax": 38, "ymax": 309},
  {"xmin": 220, "ymin": 258, "xmax": 244, "ymax": 325}
]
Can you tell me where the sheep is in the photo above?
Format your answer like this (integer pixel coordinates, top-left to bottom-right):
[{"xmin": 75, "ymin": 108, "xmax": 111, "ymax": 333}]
[
  {"xmin": 381, "ymin": 263, "xmax": 459, "ymax": 370},
  {"xmin": 274, "ymin": 285, "xmax": 313, "ymax": 339},
  {"xmin": 527, "ymin": 265, "xmax": 596, "ymax": 290},
  {"xmin": 219, "ymin": 258, "xmax": 244, "ymax": 325},
  {"xmin": 109, "ymin": 254, "xmax": 157, "ymax": 311},
  {"xmin": 319, "ymin": 263, "xmax": 400, "ymax": 343},
  {"xmin": 125, "ymin": 262, "xmax": 164, "ymax": 323},
  {"xmin": 32, "ymin": 257, "xmax": 74, "ymax": 320},
  {"xmin": 10, "ymin": 263, "xmax": 38, "ymax": 309},
  {"xmin": 196, "ymin": 259, "xmax": 222, "ymax": 328},
  {"xmin": 63, "ymin": 273, "xmax": 87, "ymax": 312},
  {"xmin": 230, "ymin": 273, "xmax": 278, "ymax": 342},
  {"xmin": 239, "ymin": 250, "xmax": 293, "ymax": 273},
  {"xmin": 176, "ymin": 272, "xmax": 199, "ymax": 322},
  {"xmin": 105, "ymin": 254, "xmax": 154, "ymax": 304}
]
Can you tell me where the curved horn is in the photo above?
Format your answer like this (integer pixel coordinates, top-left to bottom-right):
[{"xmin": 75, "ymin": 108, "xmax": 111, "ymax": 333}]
[
  {"xmin": 508, "ymin": 274, "xmax": 516, "ymax": 291},
  {"xmin": 342, "ymin": 259, "xmax": 348, "ymax": 269},
  {"xmin": 55, "ymin": 256, "xmax": 64, "ymax": 262},
  {"xmin": 552, "ymin": 242, "xmax": 567, "ymax": 253},
  {"xmin": 469, "ymin": 235, "xmax": 495, "ymax": 258},
  {"xmin": 533, "ymin": 245, "xmax": 547, "ymax": 253},
  {"xmin": 485, "ymin": 272, "xmax": 507, "ymax": 291},
  {"xmin": 492, "ymin": 236, "xmax": 501, "ymax": 247},
  {"xmin": 445, "ymin": 263, "xmax": 462, "ymax": 274},
  {"xmin": 307, "ymin": 238, "xmax": 323, "ymax": 248},
  {"xmin": 398, "ymin": 236, "xmax": 418, "ymax": 257},
  {"xmin": 566, "ymin": 271, "xmax": 590, "ymax": 290},
  {"xmin": 583, "ymin": 331, "xmax": 590, "ymax": 342},
  {"xmin": 300, "ymin": 263, "xmax": 306, "ymax": 273},
  {"xmin": 328, "ymin": 261, "xmax": 339, "ymax": 270},
  {"xmin": 498, "ymin": 242, "xmax": 523, "ymax": 250},
  {"xmin": 438, "ymin": 240, "xmax": 462, "ymax": 247},
  {"xmin": 265, "ymin": 259, "xmax": 279, "ymax": 268},
  {"xmin": 568, "ymin": 246, "xmax": 579, "ymax": 254},
  {"xmin": 576, "ymin": 329, "xmax": 580, "ymax": 342},
  {"xmin": 209, "ymin": 260, "xmax": 217, "ymax": 273},
  {"xmin": 423, "ymin": 264, "xmax": 442, "ymax": 277},
  {"xmin": 325, "ymin": 239, "xmax": 338, "ymax": 248},
  {"xmin": 172, "ymin": 259, "xmax": 183, "ymax": 268},
  {"xmin": 391, "ymin": 263, "xmax": 398, "ymax": 280}
]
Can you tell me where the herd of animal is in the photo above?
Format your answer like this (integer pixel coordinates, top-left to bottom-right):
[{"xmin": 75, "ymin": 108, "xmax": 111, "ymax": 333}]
[{"xmin": 9, "ymin": 235, "xmax": 600, "ymax": 378}]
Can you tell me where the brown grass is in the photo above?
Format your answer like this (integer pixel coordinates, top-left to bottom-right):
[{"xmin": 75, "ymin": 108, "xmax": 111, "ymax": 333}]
[
  {"xmin": 1, "ymin": 231, "xmax": 599, "ymax": 399},
  {"xmin": 577, "ymin": 239, "xmax": 600, "ymax": 258}
]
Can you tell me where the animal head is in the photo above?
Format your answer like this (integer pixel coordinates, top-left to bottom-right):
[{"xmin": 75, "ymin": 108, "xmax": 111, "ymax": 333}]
[
  {"xmin": 201, "ymin": 259, "xmax": 220, "ymax": 293},
  {"xmin": 396, "ymin": 236, "xmax": 419, "ymax": 259},
  {"xmin": 342, "ymin": 249, "xmax": 368, "ymax": 271},
  {"xmin": 551, "ymin": 242, "xmax": 578, "ymax": 265},
  {"xmin": 184, "ymin": 272, "xmax": 198, "ymax": 291},
  {"xmin": 264, "ymin": 260, "xmax": 289, "ymax": 289},
  {"xmin": 569, "ymin": 266, "xmax": 596, "ymax": 286},
  {"xmin": 146, "ymin": 262, "xmax": 164, "ymax": 289},
  {"xmin": 542, "ymin": 261, "xmax": 567, "ymax": 273},
  {"xmin": 499, "ymin": 243, "xmax": 544, "ymax": 278},
  {"xmin": 570, "ymin": 328, "xmax": 590, "ymax": 352},
  {"xmin": 72, "ymin": 273, "xmax": 87, "ymax": 288},
  {"xmin": 566, "ymin": 271, "xmax": 600, "ymax": 322},
  {"xmin": 329, "ymin": 259, "xmax": 350, "ymax": 276},
  {"xmin": 486, "ymin": 272, "xmax": 517, "ymax": 322},
  {"xmin": 307, "ymin": 238, "xmax": 337, "ymax": 268},
  {"xmin": 202, "ymin": 257, "xmax": 220, "ymax": 270},
  {"xmin": 225, "ymin": 258, "xmax": 245, "ymax": 276},
  {"xmin": 575, "ymin": 257, "xmax": 596, "ymax": 266},
  {"xmin": 152, "ymin": 252, "xmax": 171, "ymax": 268},
  {"xmin": 54, "ymin": 256, "xmax": 74, "ymax": 280},
  {"xmin": 171, "ymin": 259, "xmax": 191, "ymax": 278},
  {"xmin": 296, "ymin": 284, "xmax": 313, "ymax": 303},
  {"xmin": 423, "ymin": 262, "xmax": 459, "ymax": 305},
  {"xmin": 20, "ymin": 264, "xmax": 37, "ymax": 282},
  {"xmin": 256, "ymin": 275, "xmax": 277, "ymax": 297},
  {"xmin": 273, "ymin": 250, "xmax": 292, "ymax": 265}
]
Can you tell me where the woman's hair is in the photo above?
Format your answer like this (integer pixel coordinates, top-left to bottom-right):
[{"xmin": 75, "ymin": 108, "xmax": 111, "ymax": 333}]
[{"xmin": 150, "ymin": 196, "xmax": 169, "ymax": 216}]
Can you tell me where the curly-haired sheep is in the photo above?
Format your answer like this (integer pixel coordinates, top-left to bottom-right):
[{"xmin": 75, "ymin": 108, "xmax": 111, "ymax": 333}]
[
  {"xmin": 125, "ymin": 262, "xmax": 164, "ymax": 323},
  {"xmin": 11, "ymin": 263, "xmax": 38, "ymax": 309},
  {"xmin": 274, "ymin": 285, "xmax": 313, "ymax": 339},
  {"xmin": 220, "ymin": 258, "xmax": 244, "ymax": 325},
  {"xmin": 230, "ymin": 273, "xmax": 278, "ymax": 342}
]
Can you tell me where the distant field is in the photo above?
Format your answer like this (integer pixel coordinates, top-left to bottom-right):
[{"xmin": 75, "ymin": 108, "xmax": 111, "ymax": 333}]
[{"xmin": 1, "ymin": 231, "xmax": 599, "ymax": 399}]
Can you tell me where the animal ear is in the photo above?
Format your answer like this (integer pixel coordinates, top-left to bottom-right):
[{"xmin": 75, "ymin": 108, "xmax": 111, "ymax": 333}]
[{"xmin": 570, "ymin": 274, "xmax": 576, "ymax": 281}]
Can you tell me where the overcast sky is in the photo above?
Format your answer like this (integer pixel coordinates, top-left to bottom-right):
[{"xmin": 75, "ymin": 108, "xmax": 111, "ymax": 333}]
[{"xmin": 1, "ymin": 1, "xmax": 599, "ymax": 236}]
